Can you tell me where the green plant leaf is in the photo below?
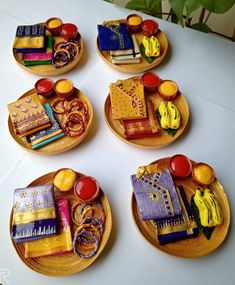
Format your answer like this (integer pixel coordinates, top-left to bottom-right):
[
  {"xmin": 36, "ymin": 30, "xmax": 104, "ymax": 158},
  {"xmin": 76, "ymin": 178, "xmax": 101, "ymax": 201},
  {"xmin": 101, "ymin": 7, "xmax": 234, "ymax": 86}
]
[
  {"xmin": 171, "ymin": 12, "xmax": 179, "ymax": 24},
  {"xmin": 169, "ymin": 0, "xmax": 187, "ymax": 26},
  {"xmin": 185, "ymin": 0, "xmax": 202, "ymax": 17},
  {"xmin": 139, "ymin": 43, "xmax": 156, "ymax": 63},
  {"xmin": 125, "ymin": 0, "xmax": 162, "ymax": 18},
  {"xmin": 199, "ymin": 0, "xmax": 235, "ymax": 13},
  {"xmin": 190, "ymin": 22, "xmax": 212, "ymax": 32}
]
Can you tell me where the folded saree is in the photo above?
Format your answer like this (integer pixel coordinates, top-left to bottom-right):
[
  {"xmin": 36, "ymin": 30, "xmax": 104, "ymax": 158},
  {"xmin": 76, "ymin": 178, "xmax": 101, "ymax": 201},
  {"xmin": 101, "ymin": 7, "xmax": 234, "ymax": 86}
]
[
  {"xmin": 13, "ymin": 24, "xmax": 45, "ymax": 53},
  {"xmin": 122, "ymin": 99, "xmax": 159, "ymax": 139},
  {"xmin": 23, "ymin": 36, "xmax": 53, "ymax": 66},
  {"xmin": 26, "ymin": 103, "xmax": 64, "ymax": 149},
  {"xmin": 25, "ymin": 198, "xmax": 72, "ymax": 258},
  {"xmin": 98, "ymin": 23, "xmax": 133, "ymax": 50},
  {"xmin": 110, "ymin": 78, "xmax": 147, "ymax": 120},
  {"xmin": 155, "ymin": 186, "xmax": 198, "ymax": 245},
  {"xmin": 11, "ymin": 185, "xmax": 57, "ymax": 243},
  {"xmin": 110, "ymin": 35, "xmax": 141, "ymax": 64},
  {"xmin": 7, "ymin": 93, "xmax": 51, "ymax": 138},
  {"xmin": 131, "ymin": 168, "xmax": 182, "ymax": 220}
]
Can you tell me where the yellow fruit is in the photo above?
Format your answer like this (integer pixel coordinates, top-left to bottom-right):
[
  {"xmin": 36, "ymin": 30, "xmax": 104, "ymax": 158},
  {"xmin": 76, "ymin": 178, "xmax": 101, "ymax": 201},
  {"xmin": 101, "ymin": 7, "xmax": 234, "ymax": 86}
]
[
  {"xmin": 167, "ymin": 102, "xmax": 181, "ymax": 129},
  {"xmin": 158, "ymin": 102, "xmax": 170, "ymax": 129}
]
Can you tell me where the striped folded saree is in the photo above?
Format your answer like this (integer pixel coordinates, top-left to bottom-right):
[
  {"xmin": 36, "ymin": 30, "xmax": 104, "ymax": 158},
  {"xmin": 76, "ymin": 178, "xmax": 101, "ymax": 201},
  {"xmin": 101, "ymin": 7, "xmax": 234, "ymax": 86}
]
[
  {"xmin": 23, "ymin": 36, "xmax": 53, "ymax": 66},
  {"xmin": 13, "ymin": 24, "xmax": 45, "ymax": 53},
  {"xmin": 155, "ymin": 186, "xmax": 198, "ymax": 245},
  {"xmin": 11, "ymin": 185, "xmax": 57, "ymax": 243},
  {"xmin": 26, "ymin": 103, "xmax": 64, "ymax": 150},
  {"xmin": 25, "ymin": 198, "xmax": 72, "ymax": 258}
]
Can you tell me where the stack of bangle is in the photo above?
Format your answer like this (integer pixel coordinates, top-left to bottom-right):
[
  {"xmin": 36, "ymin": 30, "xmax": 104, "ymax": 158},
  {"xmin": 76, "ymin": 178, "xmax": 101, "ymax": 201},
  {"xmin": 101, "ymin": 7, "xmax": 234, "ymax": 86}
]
[
  {"xmin": 52, "ymin": 40, "xmax": 80, "ymax": 69},
  {"xmin": 71, "ymin": 201, "xmax": 106, "ymax": 258}
]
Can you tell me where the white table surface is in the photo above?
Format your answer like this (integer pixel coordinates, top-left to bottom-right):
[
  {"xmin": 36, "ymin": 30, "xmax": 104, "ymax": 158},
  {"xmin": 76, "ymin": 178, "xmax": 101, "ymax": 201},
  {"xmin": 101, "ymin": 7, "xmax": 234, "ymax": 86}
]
[{"xmin": 0, "ymin": 0, "xmax": 235, "ymax": 284}]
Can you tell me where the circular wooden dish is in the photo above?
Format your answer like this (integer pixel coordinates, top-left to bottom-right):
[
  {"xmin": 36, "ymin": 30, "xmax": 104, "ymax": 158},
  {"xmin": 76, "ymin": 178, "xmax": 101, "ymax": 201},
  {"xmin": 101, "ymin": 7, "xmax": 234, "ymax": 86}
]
[
  {"xmin": 96, "ymin": 20, "xmax": 168, "ymax": 74},
  {"xmin": 8, "ymin": 88, "xmax": 93, "ymax": 155},
  {"xmin": 104, "ymin": 77, "xmax": 189, "ymax": 148},
  {"xmin": 131, "ymin": 157, "xmax": 230, "ymax": 258},
  {"xmin": 10, "ymin": 171, "xmax": 112, "ymax": 276},
  {"xmin": 13, "ymin": 25, "xmax": 84, "ymax": 76}
]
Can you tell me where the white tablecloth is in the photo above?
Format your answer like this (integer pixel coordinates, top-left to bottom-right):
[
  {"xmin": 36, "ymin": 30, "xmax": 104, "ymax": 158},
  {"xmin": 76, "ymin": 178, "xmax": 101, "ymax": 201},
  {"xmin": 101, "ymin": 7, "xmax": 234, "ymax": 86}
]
[{"xmin": 0, "ymin": 0, "xmax": 235, "ymax": 284}]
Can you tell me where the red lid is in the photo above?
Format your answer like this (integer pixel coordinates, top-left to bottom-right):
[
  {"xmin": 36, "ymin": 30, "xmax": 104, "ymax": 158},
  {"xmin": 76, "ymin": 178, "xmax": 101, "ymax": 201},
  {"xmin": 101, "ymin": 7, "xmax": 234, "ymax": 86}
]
[
  {"xmin": 35, "ymin": 78, "xmax": 54, "ymax": 93},
  {"xmin": 142, "ymin": 20, "xmax": 158, "ymax": 33},
  {"xmin": 142, "ymin": 72, "xmax": 161, "ymax": 88},
  {"xmin": 169, "ymin": 154, "xmax": 192, "ymax": 178},
  {"xmin": 60, "ymin": 23, "xmax": 78, "ymax": 40},
  {"xmin": 74, "ymin": 176, "xmax": 100, "ymax": 202}
]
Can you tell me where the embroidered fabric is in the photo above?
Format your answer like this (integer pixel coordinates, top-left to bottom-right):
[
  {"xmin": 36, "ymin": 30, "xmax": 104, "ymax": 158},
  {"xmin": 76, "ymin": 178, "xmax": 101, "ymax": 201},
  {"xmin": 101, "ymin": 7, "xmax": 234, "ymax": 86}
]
[
  {"xmin": 11, "ymin": 185, "xmax": 57, "ymax": 243},
  {"xmin": 98, "ymin": 23, "xmax": 133, "ymax": 51}
]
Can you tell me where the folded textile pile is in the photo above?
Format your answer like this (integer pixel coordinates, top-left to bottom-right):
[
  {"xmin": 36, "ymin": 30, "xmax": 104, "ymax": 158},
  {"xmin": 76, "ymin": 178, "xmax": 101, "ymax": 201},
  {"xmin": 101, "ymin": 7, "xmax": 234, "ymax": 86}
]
[
  {"xmin": 7, "ymin": 94, "xmax": 51, "ymax": 138},
  {"xmin": 26, "ymin": 103, "xmax": 64, "ymax": 150},
  {"xmin": 11, "ymin": 185, "xmax": 57, "ymax": 243},
  {"xmin": 131, "ymin": 165, "xmax": 198, "ymax": 244},
  {"xmin": 13, "ymin": 24, "xmax": 53, "ymax": 66},
  {"xmin": 22, "ymin": 36, "xmax": 53, "ymax": 66},
  {"xmin": 98, "ymin": 23, "xmax": 140, "ymax": 64},
  {"xmin": 109, "ymin": 78, "xmax": 160, "ymax": 139},
  {"xmin": 25, "ymin": 198, "xmax": 72, "ymax": 258}
]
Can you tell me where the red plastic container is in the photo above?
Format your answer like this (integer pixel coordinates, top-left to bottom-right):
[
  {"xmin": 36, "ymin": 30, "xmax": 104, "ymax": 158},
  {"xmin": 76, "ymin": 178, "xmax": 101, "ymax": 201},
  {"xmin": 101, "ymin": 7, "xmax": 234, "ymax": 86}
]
[
  {"xmin": 141, "ymin": 19, "xmax": 159, "ymax": 36},
  {"xmin": 169, "ymin": 154, "xmax": 192, "ymax": 178},
  {"xmin": 141, "ymin": 72, "xmax": 161, "ymax": 92},
  {"xmin": 60, "ymin": 23, "xmax": 78, "ymax": 40},
  {"xmin": 35, "ymin": 78, "xmax": 54, "ymax": 98},
  {"xmin": 74, "ymin": 176, "xmax": 100, "ymax": 203}
]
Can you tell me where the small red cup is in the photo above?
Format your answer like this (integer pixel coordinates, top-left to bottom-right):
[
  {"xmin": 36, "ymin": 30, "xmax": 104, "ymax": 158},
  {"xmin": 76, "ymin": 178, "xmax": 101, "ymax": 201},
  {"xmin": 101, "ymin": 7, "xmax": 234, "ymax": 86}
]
[
  {"xmin": 74, "ymin": 176, "xmax": 100, "ymax": 203},
  {"xmin": 34, "ymin": 78, "xmax": 54, "ymax": 98},
  {"xmin": 141, "ymin": 19, "xmax": 159, "ymax": 36},
  {"xmin": 141, "ymin": 72, "xmax": 161, "ymax": 92}
]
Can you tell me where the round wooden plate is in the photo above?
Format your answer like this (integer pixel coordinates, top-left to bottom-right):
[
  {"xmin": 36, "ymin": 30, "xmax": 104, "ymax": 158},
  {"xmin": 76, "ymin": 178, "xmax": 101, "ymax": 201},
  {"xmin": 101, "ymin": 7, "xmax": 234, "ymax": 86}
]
[
  {"xmin": 96, "ymin": 20, "xmax": 168, "ymax": 74},
  {"xmin": 13, "ymin": 25, "xmax": 84, "ymax": 76},
  {"xmin": 8, "ymin": 88, "xmax": 93, "ymax": 155},
  {"xmin": 104, "ymin": 77, "xmax": 189, "ymax": 148},
  {"xmin": 10, "ymin": 171, "xmax": 112, "ymax": 276},
  {"xmin": 131, "ymin": 157, "xmax": 230, "ymax": 258}
]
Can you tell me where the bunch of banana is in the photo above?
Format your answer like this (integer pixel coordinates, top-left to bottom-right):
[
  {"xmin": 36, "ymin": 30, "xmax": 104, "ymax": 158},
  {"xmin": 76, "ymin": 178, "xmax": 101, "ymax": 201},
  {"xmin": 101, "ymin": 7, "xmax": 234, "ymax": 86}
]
[
  {"xmin": 158, "ymin": 101, "xmax": 181, "ymax": 129},
  {"xmin": 193, "ymin": 188, "xmax": 223, "ymax": 227},
  {"xmin": 142, "ymin": 36, "xmax": 160, "ymax": 57}
]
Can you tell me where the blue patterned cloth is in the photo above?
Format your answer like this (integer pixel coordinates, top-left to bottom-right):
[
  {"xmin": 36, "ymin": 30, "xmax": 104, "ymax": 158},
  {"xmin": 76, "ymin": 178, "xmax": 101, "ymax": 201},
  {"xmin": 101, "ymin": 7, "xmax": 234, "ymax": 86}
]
[{"xmin": 98, "ymin": 23, "xmax": 133, "ymax": 50}]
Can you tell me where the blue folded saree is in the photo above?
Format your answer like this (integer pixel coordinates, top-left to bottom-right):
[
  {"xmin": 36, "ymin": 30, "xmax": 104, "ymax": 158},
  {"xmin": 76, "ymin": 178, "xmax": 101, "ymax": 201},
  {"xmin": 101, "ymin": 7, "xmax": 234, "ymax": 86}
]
[
  {"xmin": 155, "ymin": 186, "xmax": 198, "ymax": 245},
  {"xmin": 98, "ymin": 23, "xmax": 133, "ymax": 50}
]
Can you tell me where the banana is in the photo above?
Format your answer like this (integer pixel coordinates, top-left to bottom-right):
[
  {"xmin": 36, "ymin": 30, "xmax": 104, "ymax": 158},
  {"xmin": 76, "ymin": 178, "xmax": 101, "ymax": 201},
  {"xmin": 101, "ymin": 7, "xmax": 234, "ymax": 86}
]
[
  {"xmin": 193, "ymin": 189, "xmax": 212, "ymax": 227},
  {"xmin": 158, "ymin": 102, "xmax": 170, "ymax": 129},
  {"xmin": 203, "ymin": 188, "xmax": 223, "ymax": 226},
  {"xmin": 167, "ymin": 102, "xmax": 181, "ymax": 129},
  {"xmin": 142, "ymin": 36, "xmax": 160, "ymax": 57},
  {"xmin": 158, "ymin": 102, "xmax": 181, "ymax": 130},
  {"xmin": 150, "ymin": 36, "xmax": 160, "ymax": 57},
  {"xmin": 193, "ymin": 188, "xmax": 223, "ymax": 227}
]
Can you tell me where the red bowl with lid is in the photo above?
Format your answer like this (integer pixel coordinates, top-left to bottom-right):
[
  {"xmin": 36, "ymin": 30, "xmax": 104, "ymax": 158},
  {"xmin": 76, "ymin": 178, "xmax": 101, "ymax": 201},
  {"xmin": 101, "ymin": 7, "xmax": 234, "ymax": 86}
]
[
  {"xmin": 34, "ymin": 78, "xmax": 54, "ymax": 98},
  {"xmin": 74, "ymin": 176, "xmax": 100, "ymax": 203},
  {"xmin": 169, "ymin": 154, "xmax": 192, "ymax": 178},
  {"xmin": 141, "ymin": 19, "xmax": 159, "ymax": 36},
  {"xmin": 141, "ymin": 72, "xmax": 161, "ymax": 92},
  {"xmin": 60, "ymin": 23, "xmax": 78, "ymax": 40}
]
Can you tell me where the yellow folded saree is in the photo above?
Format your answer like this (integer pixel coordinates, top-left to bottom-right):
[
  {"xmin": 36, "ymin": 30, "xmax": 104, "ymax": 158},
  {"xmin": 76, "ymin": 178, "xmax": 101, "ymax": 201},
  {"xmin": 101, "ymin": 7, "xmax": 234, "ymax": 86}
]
[
  {"xmin": 25, "ymin": 198, "xmax": 72, "ymax": 258},
  {"xmin": 109, "ymin": 78, "xmax": 147, "ymax": 120}
]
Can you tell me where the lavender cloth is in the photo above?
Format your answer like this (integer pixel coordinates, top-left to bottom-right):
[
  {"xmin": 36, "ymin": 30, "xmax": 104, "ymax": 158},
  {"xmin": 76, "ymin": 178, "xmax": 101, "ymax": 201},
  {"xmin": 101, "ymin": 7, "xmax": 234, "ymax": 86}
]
[
  {"xmin": 11, "ymin": 184, "xmax": 57, "ymax": 243},
  {"xmin": 13, "ymin": 184, "xmax": 55, "ymax": 212},
  {"xmin": 155, "ymin": 186, "xmax": 198, "ymax": 245},
  {"xmin": 131, "ymin": 169, "xmax": 182, "ymax": 220}
]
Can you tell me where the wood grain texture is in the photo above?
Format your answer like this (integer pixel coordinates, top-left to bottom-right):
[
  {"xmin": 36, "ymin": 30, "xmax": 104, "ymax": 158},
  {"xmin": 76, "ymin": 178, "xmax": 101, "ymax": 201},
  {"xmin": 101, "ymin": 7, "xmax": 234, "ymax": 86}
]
[
  {"xmin": 10, "ymin": 171, "xmax": 112, "ymax": 276},
  {"xmin": 104, "ymin": 77, "xmax": 189, "ymax": 148},
  {"xmin": 8, "ymin": 88, "xmax": 93, "ymax": 155},
  {"xmin": 13, "ymin": 28, "xmax": 84, "ymax": 76},
  {"xmin": 96, "ymin": 20, "xmax": 168, "ymax": 74},
  {"xmin": 131, "ymin": 158, "xmax": 230, "ymax": 258}
]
